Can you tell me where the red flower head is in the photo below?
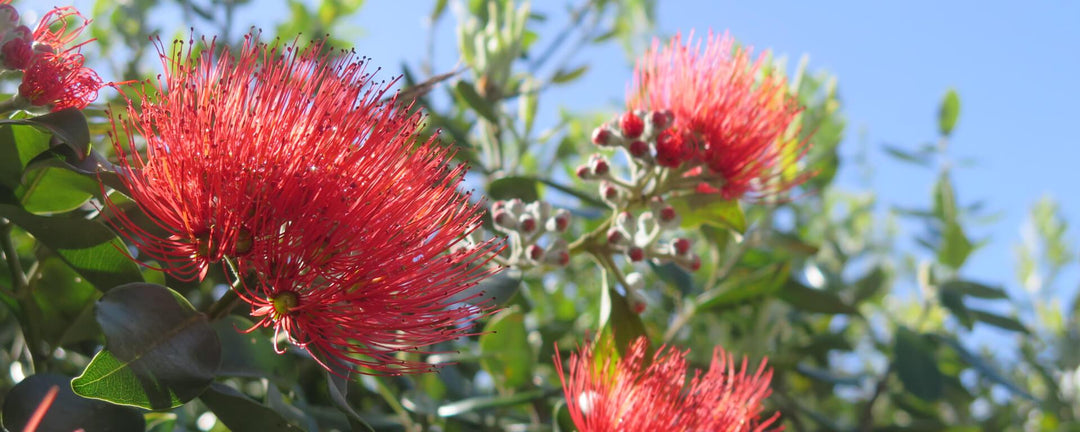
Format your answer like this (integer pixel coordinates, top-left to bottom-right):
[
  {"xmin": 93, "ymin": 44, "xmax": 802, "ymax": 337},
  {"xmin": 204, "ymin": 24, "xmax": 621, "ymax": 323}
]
[
  {"xmin": 109, "ymin": 35, "xmax": 500, "ymax": 374},
  {"xmin": 628, "ymin": 31, "xmax": 808, "ymax": 200},
  {"xmin": 0, "ymin": 5, "xmax": 104, "ymax": 109},
  {"xmin": 555, "ymin": 337, "xmax": 780, "ymax": 432}
]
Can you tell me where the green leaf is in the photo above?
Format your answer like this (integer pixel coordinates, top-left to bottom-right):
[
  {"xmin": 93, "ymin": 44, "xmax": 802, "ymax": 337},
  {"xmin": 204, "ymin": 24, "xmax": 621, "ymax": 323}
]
[
  {"xmin": 697, "ymin": 263, "xmax": 789, "ymax": 312},
  {"xmin": 0, "ymin": 203, "xmax": 144, "ymax": 290},
  {"xmin": 454, "ymin": 269, "xmax": 522, "ymax": 306},
  {"xmin": 0, "ymin": 108, "xmax": 90, "ymax": 157},
  {"xmin": 969, "ymin": 309, "xmax": 1030, "ymax": 334},
  {"xmin": 454, "ymin": 80, "xmax": 499, "ymax": 123},
  {"xmin": 0, "ymin": 121, "xmax": 50, "ymax": 189},
  {"xmin": 649, "ymin": 261, "xmax": 693, "ymax": 295},
  {"xmin": 436, "ymin": 389, "xmax": 546, "ymax": 417},
  {"xmin": 16, "ymin": 167, "xmax": 99, "ymax": 214},
  {"xmin": 72, "ymin": 283, "xmax": 221, "ymax": 410},
  {"xmin": 23, "ymin": 146, "xmax": 129, "ymax": 196},
  {"xmin": 32, "ymin": 257, "xmax": 102, "ymax": 347},
  {"xmin": 668, "ymin": 195, "xmax": 746, "ymax": 233},
  {"xmin": 851, "ymin": 266, "xmax": 889, "ymax": 304},
  {"xmin": 938, "ymin": 89, "xmax": 960, "ymax": 137},
  {"xmin": 938, "ymin": 220, "xmax": 974, "ymax": 269},
  {"xmin": 2, "ymin": 373, "xmax": 144, "ymax": 432},
  {"xmin": 935, "ymin": 336, "xmax": 1037, "ymax": 401},
  {"xmin": 933, "ymin": 171, "xmax": 957, "ymax": 223},
  {"xmin": 939, "ymin": 280, "xmax": 1008, "ymax": 300},
  {"xmin": 939, "ymin": 289, "xmax": 974, "ymax": 330},
  {"xmin": 200, "ymin": 383, "xmax": 304, "ymax": 431},
  {"xmin": 882, "ymin": 144, "xmax": 932, "ymax": 167},
  {"xmin": 487, "ymin": 176, "xmax": 540, "ymax": 202},
  {"xmin": 779, "ymin": 279, "xmax": 860, "ymax": 315},
  {"xmin": 479, "ymin": 308, "xmax": 535, "ymax": 390},
  {"xmin": 550, "ymin": 65, "xmax": 588, "ymax": 84},
  {"xmin": 597, "ymin": 287, "xmax": 649, "ymax": 359},
  {"xmin": 212, "ymin": 316, "xmax": 296, "ymax": 384},
  {"xmin": 894, "ymin": 327, "xmax": 942, "ymax": 402}
]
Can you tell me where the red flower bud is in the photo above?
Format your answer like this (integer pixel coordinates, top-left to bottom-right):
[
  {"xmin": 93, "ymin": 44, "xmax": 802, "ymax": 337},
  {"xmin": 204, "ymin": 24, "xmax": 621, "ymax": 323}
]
[
  {"xmin": 620, "ymin": 111, "xmax": 644, "ymax": 139},
  {"xmin": 673, "ymin": 238, "xmax": 691, "ymax": 255},
  {"xmin": 655, "ymin": 129, "xmax": 688, "ymax": 168},
  {"xmin": 628, "ymin": 247, "xmax": 645, "ymax": 262},
  {"xmin": 659, "ymin": 206, "xmax": 677, "ymax": 222},
  {"xmin": 628, "ymin": 140, "xmax": 649, "ymax": 158},
  {"xmin": 592, "ymin": 126, "xmax": 611, "ymax": 146},
  {"xmin": 527, "ymin": 244, "xmax": 544, "ymax": 261}
]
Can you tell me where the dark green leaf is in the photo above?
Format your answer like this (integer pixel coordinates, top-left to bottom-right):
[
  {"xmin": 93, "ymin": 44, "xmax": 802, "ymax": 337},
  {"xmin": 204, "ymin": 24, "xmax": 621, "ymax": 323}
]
[
  {"xmin": 795, "ymin": 363, "xmax": 862, "ymax": 386},
  {"xmin": 938, "ymin": 89, "xmax": 960, "ymax": 137},
  {"xmin": 436, "ymin": 389, "xmax": 545, "ymax": 417},
  {"xmin": 479, "ymin": 308, "xmax": 535, "ymax": 389},
  {"xmin": 200, "ymin": 383, "xmax": 304, "ymax": 431},
  {"xmin": 454, "ymin": 80, "xmax": 499, "ymax": 123},
  {"xmin": 72, "ymin": 283, "xmax": 221, "ymax": 410},
  {"xmin": 933, "ymin": 171, "xmax": 957, "ymax": 223},
  {"xmin": 0, "ymin": 108, "xmax": 90, "ymax": 159},
  {"xmin": 0, "ymin": 203, "xmax": 144, "ymax": 290},
  {"xmin": 697, "ymin": 264, "xmax": 789, "ymax": 312},
  {"xmin": 551, "ymin": 65, "xmax": 588, "ymax": 84},
  {"xmin": 23, "ymin": 146, "xmax": 129, "ymax": 195},
  {"xmin": 533, "ymin": 176, "xmax": 604, "ymax": 207},
  {"xmin": 851, "ymin": 266, "xmax": 889, "ymax": 304},
  {"xmin": 453, "ymin": 269, "xmax": 522, "ymax": 306},
  {"xmin": 2, "ymin": 373, "xmax": 144, "ymax": 432},
  {"xmin": 969, "ymin": 309, "xmax": 1030, "ymax": 334},
  {"xmin": 32, "ymin": 257, "xmax": 101, "ymax": 347},
  {"xmin": 488, "ymin": 176, "xmax": 539, "ymax": 202},
  {"xmin": 935, "ymin": 336, "xmax": 1037, "ymax": 401},
  {"xmin": 894, "ymin": 327, "xmax": 942, "ymax": 402},
  {"xmin": 939, "ymin": 289, "xmax": 973, "ymax": 330},
  {"xmin": 939, "ymin": 280, "xmax": 1008, "ymax": 300},
  {"xmin": 649, "ymin": 261, "xmax": 693, "ymax": 295},
  {"xmin": 779, "ymin": 279, "xmax": 860, "ymax": 315},
  {"xmin": 668, "ymin": 195, "xmax": 746, "ymax": 233},
  {"xmin": 212, "ymin": 315, "xmax": 295, "ymax": 383}
]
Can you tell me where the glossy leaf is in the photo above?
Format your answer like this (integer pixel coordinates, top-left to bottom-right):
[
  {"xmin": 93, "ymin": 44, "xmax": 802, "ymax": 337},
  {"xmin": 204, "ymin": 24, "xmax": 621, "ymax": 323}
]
[
  {"xmin": 32, "ymin": 257, "xmax": 101, "ymax": 347},
  {"xmin": 72, "ymin": 283, "xmax": 221, "ymax": 410},
  {"xmin": 479, "ymin": 308, "xmax": 535, "ymax": 389},
  {"xmin": 0, "ymin": 108, "xmax": 91, "ymax": 158},
  {"xmin": 0, "ymin": 203, "xmax": 144, "ymax": 290},
  {"xmin": 697, "ymin": 263, "xmax": 789, "ymax": 312},
  {"xmin": 212, "ymin": 315, "xmax": 295, "ymax": 384},
  {"xmin": 939, "ymin": 289, "xmax": 974, "ymax": 330},
  {"xmin": 938, "ymin": 89, "xmax": 960, "ymax": 137},
  {"xmin": 0, "ymin": 121, "xmax": 50, "ymax": 189},
  {"xmin": 488, "ymin": 176, "xmax": 540, "ymax": 202},
  {"xmin": 551, "ymin": 65, "xmax": 588, "ymax": 84},
  {"xmin": 969, "ymin": 309, "xmax": 1030, "ymax": 334},
  {"xmin": 2, "ymin": 373, "xmax": 144, "ymax": 432},
  {"xmin": 668, "ymin": 195, "xmax": 746, "ymax": 233},
  {"xmin": 16, "ymin": 167, "xmax": 99, "ymax": 214},
  {"xmin": 200, "ymin": 383, "xmax": 304, "ymax": 431},
  {"xmin": 894, "ymin": 327, "xmax": 942, "ymax": 402}
]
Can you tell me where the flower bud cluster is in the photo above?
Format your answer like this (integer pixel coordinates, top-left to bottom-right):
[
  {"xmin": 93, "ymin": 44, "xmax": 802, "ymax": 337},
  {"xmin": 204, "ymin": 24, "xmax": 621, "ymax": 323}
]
[
  {"xmin": 604, "ymin": 198, "xmax": 700, "ymax": 272},
  {"xmin": 492, "ymin": 199, "xmax": 572, "ymax": 268}
]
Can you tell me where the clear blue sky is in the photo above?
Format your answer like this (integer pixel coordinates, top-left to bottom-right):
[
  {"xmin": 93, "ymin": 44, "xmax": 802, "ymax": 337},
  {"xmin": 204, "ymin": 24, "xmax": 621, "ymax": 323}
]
[{"xmin": 62, "ymin": 1, "xmax": 1080, "ymax": 304}]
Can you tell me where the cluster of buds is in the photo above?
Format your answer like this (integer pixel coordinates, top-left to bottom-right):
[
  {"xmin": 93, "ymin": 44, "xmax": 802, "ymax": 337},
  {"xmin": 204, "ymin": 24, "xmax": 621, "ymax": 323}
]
[
  {"xmin": 492, "ymin": 199, "xmax": 572, "ymax": 268},
  {"xmin": 604, "ymin": 198, "xmax": 700, "ymax": 273},
  {"xmin": 576, "ymin": 109, "xmax": 697, "ymax": 209}
]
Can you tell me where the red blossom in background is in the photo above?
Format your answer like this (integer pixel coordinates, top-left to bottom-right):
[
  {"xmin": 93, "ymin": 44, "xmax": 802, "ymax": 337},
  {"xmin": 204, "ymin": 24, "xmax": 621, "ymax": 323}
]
[
  {"xmin": 0, "ymin": 3, "xmax": 103, "ymax": 110},
  {"xmin": 555, "ymin": 337, "xmax": 780, "ymax": 432},
  {"xmin": 628, "ymin": 31, "xmax": 808, "ymax": 200},
  {"xmin": 109, "ymin": 35, "xmax": 500, "ymax": 374}
]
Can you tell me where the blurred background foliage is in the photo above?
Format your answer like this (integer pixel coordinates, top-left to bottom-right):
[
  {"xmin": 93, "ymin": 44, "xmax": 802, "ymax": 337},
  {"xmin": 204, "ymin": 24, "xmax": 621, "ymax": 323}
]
[{"xmin": 0, "ymin": 0, "xmax": 1075, "ymax": 431}]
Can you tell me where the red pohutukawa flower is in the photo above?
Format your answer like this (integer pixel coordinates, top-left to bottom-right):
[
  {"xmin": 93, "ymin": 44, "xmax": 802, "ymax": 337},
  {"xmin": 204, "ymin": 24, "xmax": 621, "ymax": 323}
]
[
  {"xmin": 628, "ymin": 31, "xmax": 807, "ymax": 200},
  {"xmin": 0, "ymin": 3, "xmax": 104, "ymax": 109},
  {"xmin": 108, "ymin": 35, "xmax": 499, "ymax": 374},
  {"xmin": 555, "ymin": 337, "xmax": 780, "ymax": 431}
]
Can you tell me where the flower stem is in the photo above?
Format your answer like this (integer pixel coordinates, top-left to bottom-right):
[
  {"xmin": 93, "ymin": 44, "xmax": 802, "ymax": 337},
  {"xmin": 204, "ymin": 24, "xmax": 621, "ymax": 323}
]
[{"xmin": 206, "ymin": 256, "xmax": 244, "ymax": 320}]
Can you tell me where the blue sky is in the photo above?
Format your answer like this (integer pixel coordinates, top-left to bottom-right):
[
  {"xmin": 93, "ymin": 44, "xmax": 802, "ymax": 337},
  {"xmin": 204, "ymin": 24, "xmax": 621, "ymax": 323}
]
[
  {"xmin": 60, "ymin": 0, "xmax": 1080, "ymax": 304},
  {"xmin": 348, "ymin": 1, "xmax": 1080, "ymax": 304}
]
